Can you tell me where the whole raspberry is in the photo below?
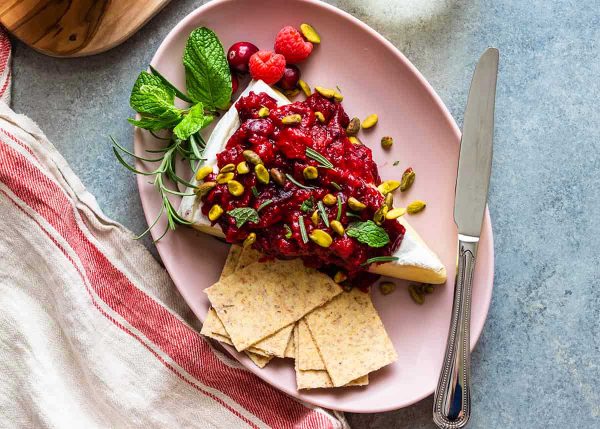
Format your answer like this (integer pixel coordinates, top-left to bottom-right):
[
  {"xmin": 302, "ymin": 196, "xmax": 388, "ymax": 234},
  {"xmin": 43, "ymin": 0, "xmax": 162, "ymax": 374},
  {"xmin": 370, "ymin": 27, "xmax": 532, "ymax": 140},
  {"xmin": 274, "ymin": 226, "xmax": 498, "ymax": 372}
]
[
  {"xmin": 249, "ymin": 50, "xmax": 286, "ymax": 84},
  {"xmin": 274, "ymin": 26, "xmax": 313, "ymax": 63}
]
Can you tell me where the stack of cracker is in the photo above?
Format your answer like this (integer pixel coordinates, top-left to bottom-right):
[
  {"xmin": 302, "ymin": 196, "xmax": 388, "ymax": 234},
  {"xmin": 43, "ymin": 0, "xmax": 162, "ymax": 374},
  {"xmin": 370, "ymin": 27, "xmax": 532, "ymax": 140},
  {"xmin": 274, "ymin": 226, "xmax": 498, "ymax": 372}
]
[{"xmin": 201, "ymin": 246, "xmax": 397, "ymax": 390}]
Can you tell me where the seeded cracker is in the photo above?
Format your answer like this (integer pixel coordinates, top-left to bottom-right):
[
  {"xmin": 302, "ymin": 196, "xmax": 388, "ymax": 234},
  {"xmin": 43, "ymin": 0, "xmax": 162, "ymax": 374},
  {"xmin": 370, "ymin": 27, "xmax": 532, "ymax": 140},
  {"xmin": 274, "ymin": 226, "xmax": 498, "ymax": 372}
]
[
  {"xmin": 203, "ymin": 246, "xmax": 295, "ymax": 357},
  {"xmin": 206, "ymin": 259, "xmax": 342, "ymax": 351},
  {"xmin": 220, "ymin": 244, "xmax": 243, "ymax": 279},
  {"xmin": 235, "ymin": 246, "xmax": 263, "ymax": 271},
  {"xmin": 297, "ymin": 319, "xmax": 325, "ymax": 370},
  {"xmin": 201, "ymin": 308, "xmax": 270, "ymax": 356},
  {"xmin": 305, "ymin": 288, "xmax": 397, "ymax": 387},
  {"xmin": 294, "ymin": 323, "xmax": 368, "ymax": 389}
]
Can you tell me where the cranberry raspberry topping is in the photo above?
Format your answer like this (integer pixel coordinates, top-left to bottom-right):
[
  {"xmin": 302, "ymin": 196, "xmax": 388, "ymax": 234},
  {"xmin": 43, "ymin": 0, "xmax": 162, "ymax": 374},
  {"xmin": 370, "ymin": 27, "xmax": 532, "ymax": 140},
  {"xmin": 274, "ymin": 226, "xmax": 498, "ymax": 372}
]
[
  {"xmin": 274, "ymin": 26, "xmax": 313, "ymax": 63},
  {"xmin": 200, "ymin": 91, "xmax": 404, "ymax": 283}
]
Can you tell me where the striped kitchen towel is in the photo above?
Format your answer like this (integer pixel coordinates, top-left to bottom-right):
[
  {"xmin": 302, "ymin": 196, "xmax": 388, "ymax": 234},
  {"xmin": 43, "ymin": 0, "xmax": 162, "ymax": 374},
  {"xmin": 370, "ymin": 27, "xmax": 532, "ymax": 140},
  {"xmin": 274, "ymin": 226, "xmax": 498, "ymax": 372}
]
[
  {"xmin": 0, "ymin": 29, "xmax": 344, "ymax": 429},
  {"xmin": 0, "ymin": 29, "xmax": 10, "ymax": 104}
]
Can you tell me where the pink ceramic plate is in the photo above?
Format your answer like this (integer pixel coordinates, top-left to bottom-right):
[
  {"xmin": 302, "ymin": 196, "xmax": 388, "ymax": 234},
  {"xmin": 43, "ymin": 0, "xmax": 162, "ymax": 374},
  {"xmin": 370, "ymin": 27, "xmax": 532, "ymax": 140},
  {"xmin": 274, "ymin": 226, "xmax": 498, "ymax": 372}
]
[{"xmin": 134, "ymin": 0, "xmax": 494, "ymax": 413}]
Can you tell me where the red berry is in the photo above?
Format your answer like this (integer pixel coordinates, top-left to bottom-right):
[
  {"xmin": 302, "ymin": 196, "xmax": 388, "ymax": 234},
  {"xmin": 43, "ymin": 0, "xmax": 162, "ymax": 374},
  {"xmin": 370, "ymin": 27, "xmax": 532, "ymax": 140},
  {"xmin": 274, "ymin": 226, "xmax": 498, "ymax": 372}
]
[
  {"xmin": 227, "ymin": 42, "xmax": 259, "ymax": 74},
  {"xmin": 277, "ymin": 64, "xmax": 301, "ymax": 90},
  {"xmin": 274, "ymin": 26, "xmax": 313, "ymax": 64},
  {"xmin": 231, "ymin": 72, "xmax": 239, "ymax": 94},
  {"xmin": 248, "ymin": 50, "xmax": 286, "ymax": 85}
]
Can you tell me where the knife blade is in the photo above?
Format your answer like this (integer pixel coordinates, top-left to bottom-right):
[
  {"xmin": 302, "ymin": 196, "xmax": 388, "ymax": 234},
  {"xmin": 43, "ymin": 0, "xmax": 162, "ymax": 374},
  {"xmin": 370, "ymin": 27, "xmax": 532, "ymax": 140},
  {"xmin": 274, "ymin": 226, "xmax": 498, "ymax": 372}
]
[
  {"xmin": 454, "ymin": 47, "xmax": 499, "ymax": 238},
  {"xmin": 433, "ymin": 47, "xmax": 498, "ymax": 429}
]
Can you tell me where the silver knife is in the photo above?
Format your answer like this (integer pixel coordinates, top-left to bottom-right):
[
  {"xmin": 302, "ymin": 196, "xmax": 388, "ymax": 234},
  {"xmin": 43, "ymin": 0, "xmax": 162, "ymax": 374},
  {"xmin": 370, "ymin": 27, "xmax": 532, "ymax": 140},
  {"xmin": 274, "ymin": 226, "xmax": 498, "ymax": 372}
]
[{"xmin": 433, "ymin": 47, "xmax": 499, "ymax": 429}]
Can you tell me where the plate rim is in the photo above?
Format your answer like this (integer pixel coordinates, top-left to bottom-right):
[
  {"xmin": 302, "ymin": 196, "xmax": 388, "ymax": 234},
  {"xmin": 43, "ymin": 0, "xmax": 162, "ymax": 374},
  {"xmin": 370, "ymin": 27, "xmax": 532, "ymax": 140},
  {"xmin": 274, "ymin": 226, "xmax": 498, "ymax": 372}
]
[{"xmin": 136, "ymin": 0, "xmax": 495, "ymax": 413}]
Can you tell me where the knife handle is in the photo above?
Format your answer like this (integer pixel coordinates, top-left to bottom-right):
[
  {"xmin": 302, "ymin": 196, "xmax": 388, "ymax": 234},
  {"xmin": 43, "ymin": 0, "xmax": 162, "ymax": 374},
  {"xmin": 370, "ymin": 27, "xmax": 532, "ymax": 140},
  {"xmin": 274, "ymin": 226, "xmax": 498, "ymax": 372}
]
[{"xmin": 433, "ymin": 235, "xmax": 478, "ymax": 428}]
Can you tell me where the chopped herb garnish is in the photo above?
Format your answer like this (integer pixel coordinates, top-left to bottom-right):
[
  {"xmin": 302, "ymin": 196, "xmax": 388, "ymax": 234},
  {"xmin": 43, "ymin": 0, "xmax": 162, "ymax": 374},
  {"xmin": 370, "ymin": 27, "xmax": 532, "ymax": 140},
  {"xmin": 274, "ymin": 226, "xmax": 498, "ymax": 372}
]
[
  {"xmin": 336, "ymin": 85, "xmax": 342, "ymax": 93},
  {"xmin": 317, "ymin": 200, "xmax": 330, "ymax": 227},
  {"xmin": 251, "ymin": 186, "xmax": 259, "ymax": 197},
  {"xmin": 336, "ymin": 194, "xmax": 343, "ymax": 221},
  {"xmin": 346, "ymin": 212, "xmax": 361, "ymax": 218},
  {"xmin": 361, "ymin": 256, "xmax": 399, "ymax": 266},
  {"xmin": 299, "ymin": 215, "xmax": 309, "ymax": 244},
  {"xmin": 286, "ymin": 173, "xmax": 316, "ymax": 190},
  {"xmin": 257, "ymin": 199, "xmax": 273, "ymax": 212},
  {"xmin": 300, "ymin": 196, "xmax": 315, "ymax": 212},
  {"xmin": 331, "ymin": 181, "xmax": 342, "ymax": 191},
  {"xmin": 305, "ymin": 147, "xmax": 333, "ymax": 169},
  {"xmin": 284, "ymin": 224, "xmax": 292, "ymax": 239},
  {"xmin": 227, "ymin": 207, "xmax": 259, "ymax": 228},
  {"xmin": 393, "ymin": 160, "xmax": 400, "ymax": 166}
]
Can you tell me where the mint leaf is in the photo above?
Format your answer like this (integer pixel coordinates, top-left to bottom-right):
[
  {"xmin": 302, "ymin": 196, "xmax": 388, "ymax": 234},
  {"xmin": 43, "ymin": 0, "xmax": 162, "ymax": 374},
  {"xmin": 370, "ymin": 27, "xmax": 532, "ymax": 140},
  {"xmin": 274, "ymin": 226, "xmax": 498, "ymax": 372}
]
[
  {"xmin": 129, "ymin": 71, "xmax": 182, "ymax": 130},
  {"xmin": 173, "ymin": 103, "xmax": 214, "ymax": 140},
  {"xmin": 227, "ymin": 207, "xmax": 259, "ymax": 228},
  {"xmin": 183, "ymin": 27, "xmax": 232, "ymax": 110},
  {"xmin": 346, "ymin": 220, "xmax": 390, "ymax": 248},
  {"xmin": 128, "ymin": 116, "xmax": 180, "ymax": 131},
  {"xmin": 300, "ymin": 196, "xmax": 315, "ymax": 212},
  {"xmin": 130, "ymin": 72, "xmax": 177, "ymax": 116},
  {"xmin": 149, "ymin": 65, "xmax": 194, "ymax": 103}
]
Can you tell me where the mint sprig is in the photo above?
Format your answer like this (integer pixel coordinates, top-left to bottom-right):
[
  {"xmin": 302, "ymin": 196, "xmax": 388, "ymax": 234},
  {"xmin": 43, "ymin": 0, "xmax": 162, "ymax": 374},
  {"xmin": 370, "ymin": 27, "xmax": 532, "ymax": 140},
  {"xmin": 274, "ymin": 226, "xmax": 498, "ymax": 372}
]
[
  {"xmin": 116, "ymin": 26, "xmax": 234, "ymax": 241},
  {"xmin": 183, "ymin": 27, "xmax": 232, "ymax": 110},
  {"xmin": 346, "ymin": 220, "xmax": 390, "ymax": 248}
]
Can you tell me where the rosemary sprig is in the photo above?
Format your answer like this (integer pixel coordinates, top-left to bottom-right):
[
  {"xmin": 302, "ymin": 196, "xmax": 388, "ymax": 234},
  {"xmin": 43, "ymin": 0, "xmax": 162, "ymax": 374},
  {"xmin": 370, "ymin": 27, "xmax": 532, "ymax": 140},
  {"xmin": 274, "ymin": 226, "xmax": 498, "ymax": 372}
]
[
  {"xmin": 298, "ymin": 215, "xmax": 309, "ymax": 244},
  {"xmin": 111, "ymin": 135, "xmax": 201, "ymax": 241},
  {"xmin": 286, "ymin": 173, "xmax": 316, "ymax": 190},
  {"xmin": 257, "ymin": 199, "xmax": 273, "ymax": 212},
  {"xmin": 361, "ymin": 256, "xmax": 399, "ymax": 266},
  {"xmin": 336, "ymin": 194, "xmax": 343, "ymax": 221},
  {"xmin": 331, "ymin": 181, "xmax": 342, "ymax": 191},
  {"xmin": 317, "ymin": 200, "xmax": 330, "ymax": 227},
  {"xmin": 305, "ymin": 147, "xmax": 333, "ymax": 169}
]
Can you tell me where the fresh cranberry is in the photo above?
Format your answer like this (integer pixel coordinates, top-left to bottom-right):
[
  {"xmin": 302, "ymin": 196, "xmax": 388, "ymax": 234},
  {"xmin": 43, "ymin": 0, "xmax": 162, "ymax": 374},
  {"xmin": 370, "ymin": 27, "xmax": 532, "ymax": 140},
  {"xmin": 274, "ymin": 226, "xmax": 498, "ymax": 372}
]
[
  {"xmin": 277, "ymin": 64, "xmax": 301, "ymax": 90},
  {"xmin": 231, "ymin": 72, "xmax": 239, "ymax": 94},
  {"xmin": 227, "ymin": 42, "xmax": 259, "ymax": 74}
]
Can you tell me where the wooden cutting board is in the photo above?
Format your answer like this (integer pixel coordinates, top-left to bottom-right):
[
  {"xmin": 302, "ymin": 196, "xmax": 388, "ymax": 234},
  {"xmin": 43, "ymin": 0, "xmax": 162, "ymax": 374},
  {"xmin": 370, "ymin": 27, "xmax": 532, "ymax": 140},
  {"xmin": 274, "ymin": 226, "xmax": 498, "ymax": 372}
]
[{"xmin": 0, "ymin": 0, "xmax": 171, "ymax": 58}]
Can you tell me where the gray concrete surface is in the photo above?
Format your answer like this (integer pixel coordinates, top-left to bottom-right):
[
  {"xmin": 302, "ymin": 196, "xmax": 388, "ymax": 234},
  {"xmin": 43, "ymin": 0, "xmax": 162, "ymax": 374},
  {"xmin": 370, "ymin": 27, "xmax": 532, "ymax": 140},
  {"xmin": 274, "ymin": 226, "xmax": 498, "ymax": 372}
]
[{"xmin": 10, "ymin": 0, "xmax": 600, "ymax": 427}]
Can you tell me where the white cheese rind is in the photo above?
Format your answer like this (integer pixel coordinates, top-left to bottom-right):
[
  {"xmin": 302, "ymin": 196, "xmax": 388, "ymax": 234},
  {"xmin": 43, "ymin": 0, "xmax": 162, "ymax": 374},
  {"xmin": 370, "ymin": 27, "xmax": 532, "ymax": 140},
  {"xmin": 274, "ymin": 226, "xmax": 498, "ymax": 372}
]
[
  {"xmin": 178, "ymin": 80, "xmax": 447, "ymax": 284},
  {"xmin": 179, "ymin": 80, "xmax": 289, "ymax": 237}
]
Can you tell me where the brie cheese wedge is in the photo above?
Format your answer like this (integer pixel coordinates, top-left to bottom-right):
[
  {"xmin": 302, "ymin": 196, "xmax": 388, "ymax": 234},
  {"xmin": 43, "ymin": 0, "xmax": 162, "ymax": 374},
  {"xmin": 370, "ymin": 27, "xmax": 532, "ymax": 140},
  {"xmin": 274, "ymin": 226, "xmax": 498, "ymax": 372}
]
[{"xmin": 179, "ymin": 80, "xmax": 447, "ymax": 284}]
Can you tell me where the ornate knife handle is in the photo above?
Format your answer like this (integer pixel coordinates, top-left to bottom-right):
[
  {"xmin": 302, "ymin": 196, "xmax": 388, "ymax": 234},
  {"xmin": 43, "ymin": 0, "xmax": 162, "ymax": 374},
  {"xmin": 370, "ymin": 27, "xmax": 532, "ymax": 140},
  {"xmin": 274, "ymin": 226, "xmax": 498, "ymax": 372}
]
[{"xmin": 433, "ymin": 235, "xmax": 478, "ymax": 428}]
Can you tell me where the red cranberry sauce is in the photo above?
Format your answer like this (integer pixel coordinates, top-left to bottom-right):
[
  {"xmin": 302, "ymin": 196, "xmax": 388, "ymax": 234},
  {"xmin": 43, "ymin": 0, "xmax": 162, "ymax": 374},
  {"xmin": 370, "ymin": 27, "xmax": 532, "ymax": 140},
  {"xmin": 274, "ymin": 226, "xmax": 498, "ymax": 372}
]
[{"xmin": 201, "ymin": 91, "xmax": 405, "ymax": 281}]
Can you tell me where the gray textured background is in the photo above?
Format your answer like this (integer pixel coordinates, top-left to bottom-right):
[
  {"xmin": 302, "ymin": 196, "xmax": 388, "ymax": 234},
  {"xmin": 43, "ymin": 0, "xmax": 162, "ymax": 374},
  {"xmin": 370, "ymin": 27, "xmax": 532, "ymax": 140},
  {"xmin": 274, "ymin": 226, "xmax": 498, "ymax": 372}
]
[{"xmin": 11, "ymin": 0, "xmax": 600, "ymax": 427}]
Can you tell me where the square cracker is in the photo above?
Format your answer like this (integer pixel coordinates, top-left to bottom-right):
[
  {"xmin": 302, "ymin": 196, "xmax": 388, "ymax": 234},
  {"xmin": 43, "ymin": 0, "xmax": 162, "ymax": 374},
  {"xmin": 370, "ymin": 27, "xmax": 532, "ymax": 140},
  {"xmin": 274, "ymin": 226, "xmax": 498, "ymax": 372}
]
[
  {"xmin": 297, "ymin": 319, "xmax": 325, "ymax": 370},
  {"xmin": 305, "ymin": 288, "xmax": 397, "ymax": 387},
  {"xmin": 206, "ymin": 246, "xmax": 295, "ymax": 357},
  {"xmin": 201, "ymin": 309, "xmax": 270, "ymax": 357},
  {"xmin": 206, "ymin": 258, "xmax": 342, "ymax": 351},
  {"xmin": 235, "ymin": 247, "xmax": 263, "ymax": 271},
  {"xmin": 220, "ymin": 245, "xmax": 243, "ymax": 280},
  {"xmin": 202, "ymin": 307, "xmax": 293, "ymax": 357},
  {"xmin": 293, "ymin": 324, "xmax": 368, "ymax": 389}
]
